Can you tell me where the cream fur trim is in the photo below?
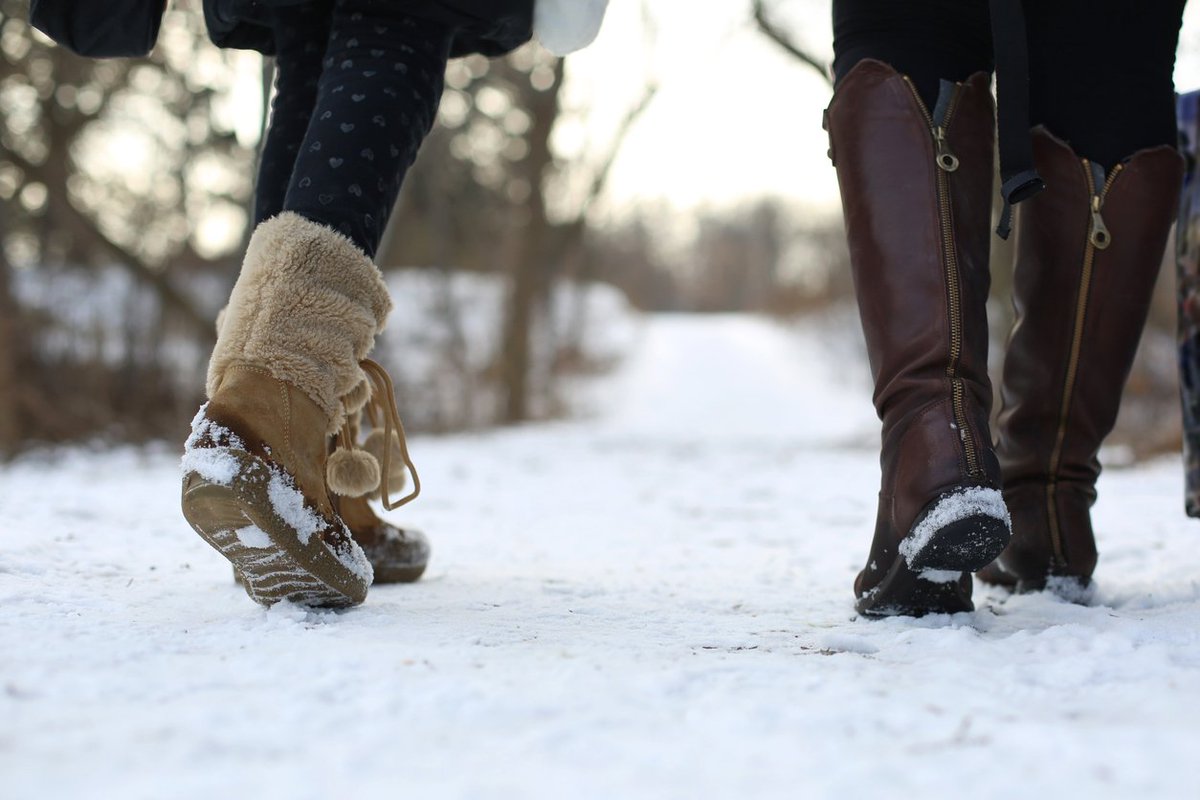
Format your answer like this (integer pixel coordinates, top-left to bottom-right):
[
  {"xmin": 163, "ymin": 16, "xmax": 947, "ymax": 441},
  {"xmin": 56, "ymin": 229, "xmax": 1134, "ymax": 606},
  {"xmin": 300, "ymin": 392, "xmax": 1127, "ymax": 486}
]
[{"xmin": 207, "ymin": 212, "xmax": 392, "ymax": 433}]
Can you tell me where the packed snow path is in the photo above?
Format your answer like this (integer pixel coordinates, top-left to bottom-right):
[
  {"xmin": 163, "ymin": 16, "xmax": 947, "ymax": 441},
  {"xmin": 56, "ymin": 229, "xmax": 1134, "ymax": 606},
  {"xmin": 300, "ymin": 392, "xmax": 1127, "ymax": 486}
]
[{"xmin": 4, "ymin": 314, "xmax": 1199, "ymax": 798}]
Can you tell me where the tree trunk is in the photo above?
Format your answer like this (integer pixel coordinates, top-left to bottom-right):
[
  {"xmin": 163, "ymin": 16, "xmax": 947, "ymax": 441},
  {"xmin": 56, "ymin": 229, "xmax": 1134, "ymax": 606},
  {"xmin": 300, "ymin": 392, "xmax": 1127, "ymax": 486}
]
[
  {"xmin": 0, "ymin": 230, "xmax": 24, "ymax": 456},
  {"xmin": 499, "ymin": 59, "xmax": 564, "ymax": 423}
]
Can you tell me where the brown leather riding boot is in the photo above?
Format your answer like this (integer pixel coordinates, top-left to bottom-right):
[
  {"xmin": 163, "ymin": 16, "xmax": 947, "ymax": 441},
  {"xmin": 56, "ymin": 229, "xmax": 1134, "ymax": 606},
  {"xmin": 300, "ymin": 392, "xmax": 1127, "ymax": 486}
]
[
  {"xmin": 979, "ymin": 129, "xmax": 1183, "ymax": 598},
  {"xmin": 182, "ymin": 212, "xmax": 394, "ymax": 608},
  {"xmin": 826, "ymin": 59, "xmax": 1009, "ymax": 617}
]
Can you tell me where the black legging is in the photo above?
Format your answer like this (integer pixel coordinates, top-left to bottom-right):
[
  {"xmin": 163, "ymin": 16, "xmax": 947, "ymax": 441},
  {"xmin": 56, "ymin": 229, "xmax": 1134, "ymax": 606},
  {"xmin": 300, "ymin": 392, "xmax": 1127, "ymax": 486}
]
[
  {"xmin": 254, "ymin": 0, "xmax": 451, "ymax": 256},
  {"xmin": 832, "ymin": 0, "xmax": 1186, "ymax": 169}
]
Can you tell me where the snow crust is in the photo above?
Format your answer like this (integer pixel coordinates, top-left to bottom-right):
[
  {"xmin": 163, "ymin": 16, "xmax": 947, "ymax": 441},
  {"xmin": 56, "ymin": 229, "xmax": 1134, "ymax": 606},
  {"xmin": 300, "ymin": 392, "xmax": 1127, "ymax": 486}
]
[
  {"xmin": 179, "ymin": 404, "xmax": 242, "ymax": 486},
  {"xmin": 266, "ymin": 470, "xmax": 372, "ymax": 583},
  {"xmin": 917, "ymin": 569, "xmax": 961, "ymax": 584},
  {"xmin": 4, "ymin": 314, "xmax": 1198, "ymax": 799},
  {"xmin": 900, "ymin": 486, "xmax": 1011, "ymax": 565},
  {"xmin": 266, "ymin": 472, "xmax": 322, "ymax": 547},
  {"xmin": 234, "ymin": 525, "xmax": 271, "ymax": 549}
]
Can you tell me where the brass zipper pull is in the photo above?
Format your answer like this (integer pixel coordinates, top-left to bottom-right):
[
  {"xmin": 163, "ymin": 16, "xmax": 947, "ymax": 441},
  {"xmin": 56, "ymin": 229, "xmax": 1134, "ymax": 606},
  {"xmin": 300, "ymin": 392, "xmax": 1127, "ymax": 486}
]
[
  {"xmin": 934, "ymin": 127, "xmax": 959, "ymax": 172},
  {"xmin": 1089, "ymin": 194, "xmax": 1111, "ymax": 249},
  {"xmin": 1086, "ymin": 160, "xmax": 1112, "ymax": 250}
]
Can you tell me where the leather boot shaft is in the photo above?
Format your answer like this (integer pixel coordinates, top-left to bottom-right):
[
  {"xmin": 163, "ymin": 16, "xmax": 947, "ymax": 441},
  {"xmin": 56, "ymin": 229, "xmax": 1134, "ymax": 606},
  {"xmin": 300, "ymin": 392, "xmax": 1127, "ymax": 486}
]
[
  {"xmin": 988, "ymin": 128, "xmax": 1183, "ymax": 587},
  {"xmin": 827, "ymin": 59, "xmax": 1008, "ymax": 615}
]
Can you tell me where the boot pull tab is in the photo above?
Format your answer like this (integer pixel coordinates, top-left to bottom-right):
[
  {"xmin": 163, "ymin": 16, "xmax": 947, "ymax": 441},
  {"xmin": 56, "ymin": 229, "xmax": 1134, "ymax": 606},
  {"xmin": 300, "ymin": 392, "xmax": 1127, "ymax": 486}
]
[{"xmin": 823, "ymin": 107, "xmax": 836, "ymax": 166}]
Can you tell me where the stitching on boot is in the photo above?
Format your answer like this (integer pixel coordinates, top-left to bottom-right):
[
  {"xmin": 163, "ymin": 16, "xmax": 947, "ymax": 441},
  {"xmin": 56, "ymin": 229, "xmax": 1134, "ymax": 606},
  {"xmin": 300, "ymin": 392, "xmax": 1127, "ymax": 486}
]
[{"xmin": 279, "ymin": 380, "xmax": 294, "ymax": 468}]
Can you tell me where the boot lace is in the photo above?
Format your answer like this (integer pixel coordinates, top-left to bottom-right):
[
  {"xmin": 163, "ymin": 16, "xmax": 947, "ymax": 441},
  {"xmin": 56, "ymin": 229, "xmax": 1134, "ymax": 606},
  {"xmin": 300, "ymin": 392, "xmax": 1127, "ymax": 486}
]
[{"xmin": 334, "ymin": 358, "xmax": 421, "ymax": 511}]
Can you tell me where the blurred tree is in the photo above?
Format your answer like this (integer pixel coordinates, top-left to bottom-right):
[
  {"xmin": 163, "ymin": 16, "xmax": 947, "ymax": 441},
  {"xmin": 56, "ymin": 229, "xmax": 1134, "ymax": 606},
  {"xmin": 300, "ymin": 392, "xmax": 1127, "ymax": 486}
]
[
  {"xmin": 381, "ymin": 32, "xmax": 657, "ymax": 423},
  {"xmin": 0, "ymin": 1, "xmax": 254, "ymax": 330},
  {"xmin": 752, "ymin": 0, "xmax": 832, "ymax": 85},
  {"xmin": 0, "ymin": 0, "xmax": 257, "ymax": 452}
]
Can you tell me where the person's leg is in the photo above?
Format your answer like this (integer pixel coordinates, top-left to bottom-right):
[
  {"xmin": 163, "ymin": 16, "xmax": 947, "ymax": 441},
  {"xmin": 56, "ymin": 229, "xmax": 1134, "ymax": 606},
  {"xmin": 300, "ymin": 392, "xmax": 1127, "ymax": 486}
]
[
  {"xmin": 183, "ymin": 2, "xmax": 455, "ymax": 607},
  {"xmin": 982, "ymin": 0, "xmax": 1186, "ymax": 596},
  {"xmin": 828, "ymin": 1, "xmax": 1008, "ymax": 617},
  {"xmin": 281, "ymin": 0, "xmax": 453, "ymax": 257},
  {"xmin": 278, "ymin": 0, "xmax": 453, "ymax": 582},
  {"xmin": 1026, "ymin": 0, "xmax": 1184, "ymax": 170},
  {"xmin": 832, "ymin": 0, "xmax": 992, "ymax": 110},
  {"xmin": 255, "ymin": 1, "xmax": 334, "ymax": 225}
]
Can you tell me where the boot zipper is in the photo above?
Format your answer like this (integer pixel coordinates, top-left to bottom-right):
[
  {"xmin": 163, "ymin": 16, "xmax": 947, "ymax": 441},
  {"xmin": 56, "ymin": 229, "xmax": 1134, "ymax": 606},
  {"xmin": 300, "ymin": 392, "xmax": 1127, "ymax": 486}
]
[
  {"xmin": 903, "ymin": 76, "xmax": 981, "ymax": 478},
  {"xmin": 1046, "ymin": 159, "xmax": 1123, "ymax": 564}
]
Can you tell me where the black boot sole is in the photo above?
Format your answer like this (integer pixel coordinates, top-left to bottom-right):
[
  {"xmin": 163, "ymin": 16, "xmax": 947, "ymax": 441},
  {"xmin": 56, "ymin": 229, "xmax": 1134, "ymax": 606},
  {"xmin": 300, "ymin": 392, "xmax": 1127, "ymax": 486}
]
[
  {"xmin": 906, "ymin": 513, "xmax": 1011, "ymax": 572},
  {"xmin": 856, "ymin": 560, "xmax": 973, "ymax": 617},
  {"xmin": 857, "ymin": 491, "xmax": 1011, "ymax": 618}
]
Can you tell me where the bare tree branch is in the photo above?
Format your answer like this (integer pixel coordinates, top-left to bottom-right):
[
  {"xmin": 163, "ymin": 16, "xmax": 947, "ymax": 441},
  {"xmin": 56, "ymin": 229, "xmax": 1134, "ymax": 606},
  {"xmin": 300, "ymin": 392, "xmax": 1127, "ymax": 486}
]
[
  {"xmin": 3, "ymin": 147, "xmax": 215, "ymax": 343},
  {"xmin": 576, "ymin": 81, "xmax": 659, "ymax": 222},
  {"xmin": 751, "ymin": 0, "xmax": 832, "ymax": 86}
]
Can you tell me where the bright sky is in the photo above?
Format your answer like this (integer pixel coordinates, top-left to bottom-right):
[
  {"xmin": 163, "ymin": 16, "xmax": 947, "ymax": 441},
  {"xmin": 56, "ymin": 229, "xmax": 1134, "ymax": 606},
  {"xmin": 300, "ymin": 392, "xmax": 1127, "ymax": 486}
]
[
  {"xmin": 567, "ymin": 0, "xmax": 1200, "ymax": 222},
  {"xmin": 562, "ymin": 0, "xmax": 839, "ymax": 222}
]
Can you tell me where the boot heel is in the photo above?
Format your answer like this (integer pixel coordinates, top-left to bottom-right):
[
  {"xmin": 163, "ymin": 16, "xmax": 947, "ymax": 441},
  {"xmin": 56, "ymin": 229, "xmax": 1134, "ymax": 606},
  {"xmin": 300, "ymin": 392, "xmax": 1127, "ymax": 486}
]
[
  {"xmin": 855, "ymin": 560, "xmax": 973, "ymax": 617},
  {"xmin": 182, "ymin": 447, "xmax": 372, "ymax": 608},
  {"xmin": 901, "ymin": 487, "xmax": 1011, "ymax": 572}
]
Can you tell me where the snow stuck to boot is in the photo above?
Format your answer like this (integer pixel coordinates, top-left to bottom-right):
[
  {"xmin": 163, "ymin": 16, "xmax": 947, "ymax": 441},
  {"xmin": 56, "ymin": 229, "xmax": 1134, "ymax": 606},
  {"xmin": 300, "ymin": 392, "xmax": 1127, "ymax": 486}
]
[
  {"xmin": 182, "ymin": 404, "xmax": 373, "ymax": 607},
  {"xmin": 900, "ymin": 486, "xmax": 1012, "ymax": 572}
]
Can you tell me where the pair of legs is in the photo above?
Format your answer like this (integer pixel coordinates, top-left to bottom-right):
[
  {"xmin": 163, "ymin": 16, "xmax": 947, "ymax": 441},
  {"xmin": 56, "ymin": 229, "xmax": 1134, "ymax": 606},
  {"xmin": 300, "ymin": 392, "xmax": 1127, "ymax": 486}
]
[
  {"xmin": 828, "ymin": 0, "xmax": 1186, "ymax": 615},
  {"xmin": 181, "ymin": 2, "xmax": 460, "ymax": 606}
]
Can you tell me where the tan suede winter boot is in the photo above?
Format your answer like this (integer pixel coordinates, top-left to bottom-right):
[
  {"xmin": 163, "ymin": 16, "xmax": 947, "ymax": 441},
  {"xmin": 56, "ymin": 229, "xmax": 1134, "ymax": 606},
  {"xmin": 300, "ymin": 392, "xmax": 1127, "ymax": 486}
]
[
  {"xmin": 214, "ymin": 307, "xmax": 432, "ymax": 585},
  {"xmin": 181, "ymin": 212, "xmax": 398, "ymax": 608}
]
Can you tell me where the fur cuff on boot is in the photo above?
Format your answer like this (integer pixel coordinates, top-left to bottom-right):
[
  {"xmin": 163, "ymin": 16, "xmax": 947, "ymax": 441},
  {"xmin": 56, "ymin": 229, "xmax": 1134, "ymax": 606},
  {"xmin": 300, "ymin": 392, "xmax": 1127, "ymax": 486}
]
[{"xmin": 207, "ymin": 212, "xmax": 392, "ymax": 434}]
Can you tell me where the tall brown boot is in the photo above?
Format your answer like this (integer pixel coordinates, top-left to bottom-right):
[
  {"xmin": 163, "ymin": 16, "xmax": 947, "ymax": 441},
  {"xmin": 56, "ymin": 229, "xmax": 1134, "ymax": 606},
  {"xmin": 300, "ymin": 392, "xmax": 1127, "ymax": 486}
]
[
  {"xmin": 979, "ymin": 129, "xmax": 1183, "ymax": 597},
  {"xmin": 182, "ymin": 212, "xmax": 394, "ymax": 608},
  {"xmin": 826, "ymin": 60, "xmax": 1010, "ymax": 617}
]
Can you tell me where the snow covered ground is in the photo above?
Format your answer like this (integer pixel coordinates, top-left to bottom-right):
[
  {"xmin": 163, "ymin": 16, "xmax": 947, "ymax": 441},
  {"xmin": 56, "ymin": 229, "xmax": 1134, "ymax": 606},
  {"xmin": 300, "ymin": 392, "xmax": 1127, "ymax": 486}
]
[{"xmin": 3, "ymin": 314, "xmax": 1199, "ymax": 799}]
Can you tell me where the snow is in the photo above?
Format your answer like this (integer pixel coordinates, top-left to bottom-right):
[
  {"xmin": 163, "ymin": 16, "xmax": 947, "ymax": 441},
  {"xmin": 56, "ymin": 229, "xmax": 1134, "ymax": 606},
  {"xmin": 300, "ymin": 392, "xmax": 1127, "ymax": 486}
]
[
  {"xmin": 899, "ymin": 486, "xmax": 1011, "ymax": 565},
  {"xmin": 235, "ymin": 525, "xmax": 271, "ymax": 549},
  {"xmin": 265, "ymin": 472, "xmax": 323, "ymax": 547},
  {"xmin": 265, "ymin": 469, "xmax": 373, "ymax": 583},
  {"xmin": 3, "ymin": 313, "xmax": 1199, "ymax": 798},
  {"xmin": 179, "ymin": 405, "xmax": 242, "ymax": 486},
  {"xmin": 918, "ymin": 569, "xmax": 962, "ymax": 584}
]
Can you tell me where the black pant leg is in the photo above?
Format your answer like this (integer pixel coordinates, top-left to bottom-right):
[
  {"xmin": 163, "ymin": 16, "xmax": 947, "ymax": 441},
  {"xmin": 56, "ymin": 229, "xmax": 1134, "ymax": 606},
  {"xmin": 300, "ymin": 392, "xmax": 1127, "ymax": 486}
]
[
  {"xmin": 254, "ymin": 1, "xmax": 334, "ymax": 226},
  {"xmin": 1026, "ymin": 0, "xmax": 1186, "ymax": 168},
  {"xmin": 282, "ymin": 0, "xmax": 452, "ymax": 257},
  {"xmin": 833, "ymin": 0, "xmax": 993, "ymax": 109}
]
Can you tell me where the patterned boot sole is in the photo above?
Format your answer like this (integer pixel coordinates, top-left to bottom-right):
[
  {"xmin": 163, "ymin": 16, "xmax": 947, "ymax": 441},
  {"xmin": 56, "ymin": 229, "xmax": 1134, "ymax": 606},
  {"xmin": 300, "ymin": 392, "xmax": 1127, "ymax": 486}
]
[{"xmin": 182, "ymin": 449, "xmax": 371, "ymax": 608}]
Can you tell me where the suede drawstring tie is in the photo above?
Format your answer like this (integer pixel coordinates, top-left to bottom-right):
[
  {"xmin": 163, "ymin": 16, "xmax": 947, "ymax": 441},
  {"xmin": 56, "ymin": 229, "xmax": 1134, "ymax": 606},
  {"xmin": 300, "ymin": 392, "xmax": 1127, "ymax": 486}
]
[
  {"xmin": 989, "ymin": 0, "xmax": 1045, "ymax": 238},
  {"xmin": 328, "ymin": 358, "xmax": 421, "ymax": 510}
]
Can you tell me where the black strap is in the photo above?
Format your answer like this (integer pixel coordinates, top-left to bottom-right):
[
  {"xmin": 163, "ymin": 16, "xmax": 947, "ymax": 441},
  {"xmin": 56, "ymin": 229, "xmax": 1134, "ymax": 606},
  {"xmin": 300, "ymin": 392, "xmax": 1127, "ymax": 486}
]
[{"xmin": 989, "ymin": 0, "xmax": 1045, "ymax": 238}]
